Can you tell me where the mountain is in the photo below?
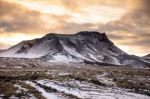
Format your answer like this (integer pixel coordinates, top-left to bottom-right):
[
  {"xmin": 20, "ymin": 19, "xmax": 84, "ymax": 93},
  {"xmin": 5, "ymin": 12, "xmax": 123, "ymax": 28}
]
[
  {"xmin": 142, "ymin": 54, "xmax": 150, "ymax": 63},
  {"xmin": 143, "ymin": 54, "xmax": 150, "ymax": 58},
  {"xmin": 0, "ymin": 49, "xmax": 4, "ymax": 53},
  {"xmin": 0, "ymin": 31, "xmax": 149, "ymax": 67}
]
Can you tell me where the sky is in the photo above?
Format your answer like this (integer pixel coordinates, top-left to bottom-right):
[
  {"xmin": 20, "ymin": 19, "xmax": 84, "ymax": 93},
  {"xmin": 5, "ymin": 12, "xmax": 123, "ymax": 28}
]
[{"xmin": 0, "ymin": 0, "xmax": 150, "ymax": 56}]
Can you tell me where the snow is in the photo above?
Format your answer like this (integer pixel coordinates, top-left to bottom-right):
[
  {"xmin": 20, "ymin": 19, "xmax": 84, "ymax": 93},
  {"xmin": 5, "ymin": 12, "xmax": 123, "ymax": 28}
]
[
  {"xmin": 14, "ymin": 66, "xmax": 23, "ymax": 69},
  {"xmin": 37, "ymin": 80, "xmax": 85, "ymax": 98},
  {"xmin": 14, "ymin": 84, "xmax": 38, "ymax": 99},
  {"xmin": 109, "ymin": 56, "xmax": 121, "ymax": 64},
  {"xmin": 48, "ymin": 40, "xmax": 94, "ymax": 63},
  {"xmin": 58, "ymin": 72, "xmax": 70, "ymax": 76},
  {"xmin": 0, "ymin": 41, "xmax": 51, "ymax": 58},
  {"xmin": 140, "ymin": 58, "xmax": 150, "ymax": 64},
  {"xmin": 62, "ymin": 44, "xmax": 92, "ymax": 62},
  {"xmin": 96, "ymin": 72, "xmax": 116, "ymax": 86},
  {"xmin": 49, "ymin": 53, "xmax": 80, "ymax": 63},
  {"xmin": 25, "ymin": 81, "xmax": 63, "ymax": 99},
  {"xmin": 9, "ymin": 95, "xmax": 19, "ymax": 99},
  {"xmin": 0, "ymin": 94, "xmax": 4, "ymax": 99},
  {"xmin": 89, "ymin": 53, "xmax": 99, "ymax": 61},
  {"xmin": 14, "ymin": 84, "xmax": 28, "ymax": 93},
  {"xmin": 28, "ymin": 94, "xmax": 37, "ymax": 99},
  {"xmin": 36, "ymin": 79, "xmax": 150, "ymax": 99}
]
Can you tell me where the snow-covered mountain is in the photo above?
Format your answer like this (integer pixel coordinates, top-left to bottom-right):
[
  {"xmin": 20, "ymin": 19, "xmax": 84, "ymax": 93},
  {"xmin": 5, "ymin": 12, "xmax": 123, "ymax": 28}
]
[
  {"xmin": 143, "ymin": 54, "xmax": 150, "ymax": 58},
  {"xmin": 142, "ymin": 54, "xmax": 150, "ymax": 63},
  {"xmin": 0, "ymin": 31, "xmax": 149, "ymax": 67}
]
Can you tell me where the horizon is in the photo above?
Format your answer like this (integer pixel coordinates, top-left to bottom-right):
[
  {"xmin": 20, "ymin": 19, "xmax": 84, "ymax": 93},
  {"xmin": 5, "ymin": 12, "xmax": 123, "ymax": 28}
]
[{"xmin": 0, "ymin": 0, "xmax": 150, "ymax": 56}]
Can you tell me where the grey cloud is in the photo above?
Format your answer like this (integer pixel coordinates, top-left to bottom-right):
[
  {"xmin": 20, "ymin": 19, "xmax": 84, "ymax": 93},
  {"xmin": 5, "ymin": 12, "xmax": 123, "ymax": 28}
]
[{"xmin": 0, "ymin": 0, "xmax": 55, "ymax": 34}]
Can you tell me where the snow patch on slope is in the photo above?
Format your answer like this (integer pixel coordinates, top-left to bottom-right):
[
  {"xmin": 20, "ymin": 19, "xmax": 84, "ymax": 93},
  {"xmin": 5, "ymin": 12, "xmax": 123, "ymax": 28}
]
[
  {"xmin": 35, "ymin": 79, "xmax": 150, "ymax": 99},
  {"xmin": 49, "ymin": 53, "xmax": 81, "ymax": 63},
  {"xmin": 25, "ymin": 81, "xmax": 63, "ymax": 99}
]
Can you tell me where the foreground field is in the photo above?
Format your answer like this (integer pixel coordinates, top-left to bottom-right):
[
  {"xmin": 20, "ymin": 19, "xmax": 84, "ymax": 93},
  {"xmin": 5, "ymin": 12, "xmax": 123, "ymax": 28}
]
[{"xmin": 0, "ymin": 63, "xmax": 150, "ymax": 99}]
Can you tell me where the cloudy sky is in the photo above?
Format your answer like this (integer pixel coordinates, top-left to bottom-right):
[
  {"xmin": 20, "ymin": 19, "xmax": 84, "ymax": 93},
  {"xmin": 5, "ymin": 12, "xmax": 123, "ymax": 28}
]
[{"xmin": 0, "ymin": 0, "xmax": 149, "ymax": 56}]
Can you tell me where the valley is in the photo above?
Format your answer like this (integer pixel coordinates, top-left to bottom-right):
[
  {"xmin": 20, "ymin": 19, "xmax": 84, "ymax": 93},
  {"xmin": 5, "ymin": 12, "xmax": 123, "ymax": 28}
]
[{"xmin": 0, "ymin": 60, "xmax": 150, "ymax": 99}]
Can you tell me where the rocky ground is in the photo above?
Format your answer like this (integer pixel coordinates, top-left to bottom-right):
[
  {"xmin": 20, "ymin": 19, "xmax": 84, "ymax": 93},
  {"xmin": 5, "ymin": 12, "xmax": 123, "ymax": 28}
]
[{"xmin": 0, "ymin": 58, "xmax": 150, "ymax": 99}]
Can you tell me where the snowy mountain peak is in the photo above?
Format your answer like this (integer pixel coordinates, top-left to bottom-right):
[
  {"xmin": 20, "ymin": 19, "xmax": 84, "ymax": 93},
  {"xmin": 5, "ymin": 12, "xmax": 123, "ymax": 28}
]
[{"xmin": 0, "ymin": 31, "xmax": 149, "ymax": 67}]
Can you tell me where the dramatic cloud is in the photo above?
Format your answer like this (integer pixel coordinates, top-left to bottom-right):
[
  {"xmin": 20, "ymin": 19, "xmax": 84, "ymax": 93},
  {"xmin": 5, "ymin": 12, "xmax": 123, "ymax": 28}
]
[
  {"xmin": 0, "ymin": 0, "xmax": 149, "ymax": 56},
  {"xmin": 97, "ymin": 0, "xmax": 150, "ymax": 55},
  {"xmin": 0, "ymin": 0, "xmax": 59, "ymax": 34}
]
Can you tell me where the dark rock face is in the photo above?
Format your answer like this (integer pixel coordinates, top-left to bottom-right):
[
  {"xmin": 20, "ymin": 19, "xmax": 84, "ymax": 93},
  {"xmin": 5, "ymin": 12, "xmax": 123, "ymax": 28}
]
[
  {"xmin": 0, "ymin": 31, "xmax": 149, "ymax": 67},
  {"xmin": 16, "ymin": 42, "xmax": 34, "ymax": 54}
]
